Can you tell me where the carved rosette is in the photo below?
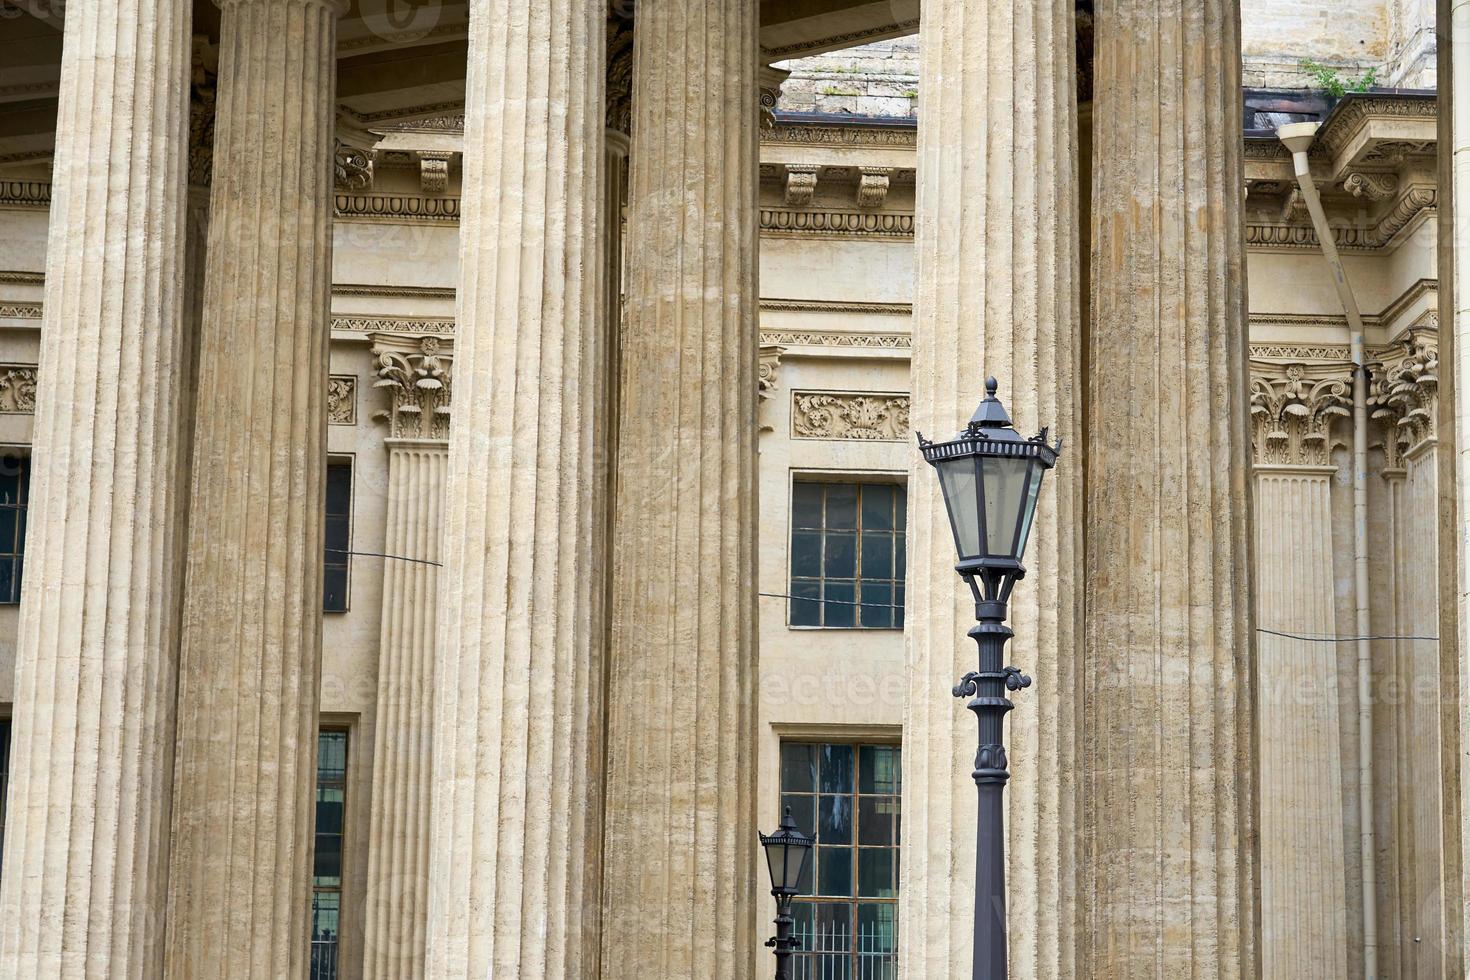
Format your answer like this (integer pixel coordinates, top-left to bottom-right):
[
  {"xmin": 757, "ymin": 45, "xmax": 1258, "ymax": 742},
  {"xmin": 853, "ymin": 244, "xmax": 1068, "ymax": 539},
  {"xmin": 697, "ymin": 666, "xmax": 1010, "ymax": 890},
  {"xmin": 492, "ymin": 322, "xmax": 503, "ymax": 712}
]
[
  {"xmin": 371, "ymin": 335, "xmax": 453, "ymax": 440},
  {"xmin": 792, "ymin": 391, "xmax": 910, "ymax": 441},
  {"xmin": 0, "ymin": 364, "xmax": 37, "ymax": 414},
  {"xmin": 1249, "ymin": 362, "xmax": 1352, "ymax": 466},
  {"xmin": 1370, "ymin": 332, "xmax": 1438, "ymax": 466}
]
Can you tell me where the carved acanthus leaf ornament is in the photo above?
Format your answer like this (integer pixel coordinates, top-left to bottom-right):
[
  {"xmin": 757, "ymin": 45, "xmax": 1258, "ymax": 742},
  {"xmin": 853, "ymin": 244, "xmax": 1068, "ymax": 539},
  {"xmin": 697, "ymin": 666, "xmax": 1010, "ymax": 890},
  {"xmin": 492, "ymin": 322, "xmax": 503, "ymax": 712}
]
[
  {"xmin": 1249, "ymin": 363, "xmax": 1351, "ymax": 466},
  {"xmin": 792, "ymin": 391, "xmax": 910, "ymax": 441},
  {"xmin": 371, "ymin": 336, "xmax": 453, "ymax": 440}
]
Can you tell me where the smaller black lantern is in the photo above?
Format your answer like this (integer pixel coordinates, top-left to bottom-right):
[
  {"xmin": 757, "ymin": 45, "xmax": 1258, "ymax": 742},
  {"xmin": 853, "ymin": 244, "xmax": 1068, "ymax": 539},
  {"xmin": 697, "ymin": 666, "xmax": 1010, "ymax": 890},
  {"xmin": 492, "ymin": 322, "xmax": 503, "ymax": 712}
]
[
  {"xmin": 759, "ymin": 806, "xmax": 814, "ymax": 898},
  {"xmin": 759, "ymin": 807, "xmax": 814, "ymax": 980},
  {"xmin": 918, "ymin": 377, "xmax": 1059, "ymax": 580}
]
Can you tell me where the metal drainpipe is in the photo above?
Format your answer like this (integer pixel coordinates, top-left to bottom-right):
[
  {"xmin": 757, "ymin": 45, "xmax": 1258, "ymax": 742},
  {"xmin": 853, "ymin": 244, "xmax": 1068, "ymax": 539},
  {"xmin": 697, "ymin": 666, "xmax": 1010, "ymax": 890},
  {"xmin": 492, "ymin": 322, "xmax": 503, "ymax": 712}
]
[{"xmin": 1276, "ymin": 120, "xmax": 1378, "ymax": 979}]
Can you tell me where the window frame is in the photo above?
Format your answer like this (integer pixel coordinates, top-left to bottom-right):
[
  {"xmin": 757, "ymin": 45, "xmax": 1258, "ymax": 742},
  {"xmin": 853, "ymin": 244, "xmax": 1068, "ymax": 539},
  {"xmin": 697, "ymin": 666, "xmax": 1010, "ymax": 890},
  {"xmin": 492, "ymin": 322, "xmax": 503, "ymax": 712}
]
[
  {"xmin": 311, "ymin": 725, "xmax": 350, "ymax": 980},
  {"xmin": 777, "ymin": 737, "xmax": 902, "ymax": 979},
  {"xmin": 0, "ymin": 449, "xmax": 32, "ymax": 606},
  {"xmin": 323, "ymin": 456, "xmax": 354, "ymax": 614},
  {"xmin": 786, "ymin": 473, "xmax": 907, "ymax": 631}
]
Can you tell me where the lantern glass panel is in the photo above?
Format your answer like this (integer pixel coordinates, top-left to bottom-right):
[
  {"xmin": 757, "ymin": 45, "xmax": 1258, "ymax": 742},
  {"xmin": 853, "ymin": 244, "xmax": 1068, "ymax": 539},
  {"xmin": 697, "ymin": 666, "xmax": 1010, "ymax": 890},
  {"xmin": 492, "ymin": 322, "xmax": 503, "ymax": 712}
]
[
  {"xmin": 1015, "ymin": 463, "xmax": 1044, "ymax": 561},
  {"xmin": 935, "ymin": 456, "xmax": 981, "ymax": 560},
  {"xmin": 785, "ymin": 842, "xmax": 813, "ymax": 893},
  {"xmin": 765, "ymin": 841, "xmax": 789, "ymax": 890},
  {"xmin": 982, "ymin": 455, "xmax": 1031, "ymax": 559}
]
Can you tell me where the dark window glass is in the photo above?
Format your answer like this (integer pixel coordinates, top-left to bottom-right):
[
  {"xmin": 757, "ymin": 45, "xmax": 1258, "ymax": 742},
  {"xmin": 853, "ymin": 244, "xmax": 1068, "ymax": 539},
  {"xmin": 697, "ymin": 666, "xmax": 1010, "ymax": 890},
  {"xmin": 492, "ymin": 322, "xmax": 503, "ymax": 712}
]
[
  {"xmin": 323, "ymin": 463, "xmax": 352, "ymax": 612},
  {"xmin": 789, "ymin": 482, "xmax": 905, "ymax": 629},
  {"xmin": 312, "ymin": 730, "xmax": 347, "ymax": 980},
  {"xmin": 0, "ymin": 718, "xmax": 10, "ymax": 886},
  {"xmin": 0, "ymin": 455, "xmax": 31, "ymax": 605},
  {"xmin": 780, "ymin": 741, "xmax": 901, "ymax": 978}
]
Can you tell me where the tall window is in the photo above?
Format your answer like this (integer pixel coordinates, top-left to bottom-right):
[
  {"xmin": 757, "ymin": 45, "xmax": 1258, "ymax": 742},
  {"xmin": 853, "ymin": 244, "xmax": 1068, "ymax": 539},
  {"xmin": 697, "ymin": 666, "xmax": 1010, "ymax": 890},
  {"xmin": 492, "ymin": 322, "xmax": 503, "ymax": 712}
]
[
  {"xmin": 780, "ymin": 741, "xmax": 901, "ymax": 979},
  {"xmin": 789, "ymin": 482, "xmax": 906, "ymax": 629},
  {"xmin": 0, "ymin": 718, "xmax": 10, "ymax": 885},
  {"xmin": 0, "ymin": 454, "xmax": 31, "ymax": 604},
  {"xmin": 312, "ymin": 730, "xmax": 348, "ymax": 980},
  {"xmin": 323, "ymin": 462, "xmax": 352, "ymax": 612}
]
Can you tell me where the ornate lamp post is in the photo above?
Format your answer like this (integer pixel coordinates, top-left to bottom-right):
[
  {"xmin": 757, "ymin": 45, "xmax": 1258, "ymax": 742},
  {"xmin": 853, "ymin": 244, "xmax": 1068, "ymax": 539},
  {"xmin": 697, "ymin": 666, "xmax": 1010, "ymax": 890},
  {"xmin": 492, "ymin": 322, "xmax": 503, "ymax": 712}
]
[
  {"xmin": 759, "ymin": 806, "xmax": 815, "ymax": 980},
  {"xmin": 916, "ymin": 377, "xmax": 1060, "ymax": 980}
]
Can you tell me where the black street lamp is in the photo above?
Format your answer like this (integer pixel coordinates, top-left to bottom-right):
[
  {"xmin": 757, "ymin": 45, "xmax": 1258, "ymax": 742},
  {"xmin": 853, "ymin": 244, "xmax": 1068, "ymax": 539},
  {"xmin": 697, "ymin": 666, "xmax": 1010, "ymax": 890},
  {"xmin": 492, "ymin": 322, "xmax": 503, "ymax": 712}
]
[
  {"xmin": 759, "ymin": 806, "xmax": 815, "ymax": 980},
  {"xmin": 916, "ymin": 377, "xmax": 1060, "ymax": 980}
]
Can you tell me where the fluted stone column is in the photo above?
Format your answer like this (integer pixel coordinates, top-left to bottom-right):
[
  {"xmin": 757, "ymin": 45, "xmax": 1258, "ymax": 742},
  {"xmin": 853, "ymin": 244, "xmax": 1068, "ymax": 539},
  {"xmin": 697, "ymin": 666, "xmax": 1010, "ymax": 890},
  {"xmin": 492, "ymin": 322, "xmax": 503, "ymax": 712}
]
[
  {"xmin": 901, "ymin": 2, "xmax": 1082, "ymax": 979},
  {"xmin": 423, "ymin": 3, "xmax": 605, "ymax": 978},
  {"xmin": 1086, "ymin": 1, "xmax": 1258, "ymax": 975},
  {"xmin": 1248, "ymin": 365, "xmax": 1351, "ymax": 978},
  {"xmin": 601, "ymin": 2, "xmax": 759, "ymax": 976},
  {"xmin": 164, "ymin": 1, "xmax": 344, "ymax": 976},
  {"xmin": 0, "ymin": 2, "xmax": 191, "ymax": 976},
  {"xmin": 361, "ymin": 336, "xmax": 450, "ymax": 978}
]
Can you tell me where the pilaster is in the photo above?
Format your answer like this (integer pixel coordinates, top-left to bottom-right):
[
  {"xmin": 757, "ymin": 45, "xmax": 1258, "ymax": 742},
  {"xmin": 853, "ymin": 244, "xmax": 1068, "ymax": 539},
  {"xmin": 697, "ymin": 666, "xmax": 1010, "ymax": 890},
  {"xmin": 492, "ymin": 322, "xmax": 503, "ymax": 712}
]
[
  {"xmin": 601, "ymin": 2, "xmax": 761, "ymax": 976},
  {"xmin": 1248, "ymin": 362, "xmax": 1352, "ymax": 978},
  {"xmin": 0, "ymin": 1, "xmax": 191, "ymax": 976},
  {"xmin": 423, "ymin": 2, "xmax": 605, "ymax": 978},
  {"xmin": 1086, "ymin": 0, "xmax": 1258, "ymax": 973},
  {"xmin": 165, "ymin": 1, "xmax": 345, "ymax": 976},
  {"xmin": 901, "ymin": 2, "xmax": 1082, "ymax": 979},
  {"xmin": 361, "ymin": 335, "xmax": 451, "ymax": 979}
]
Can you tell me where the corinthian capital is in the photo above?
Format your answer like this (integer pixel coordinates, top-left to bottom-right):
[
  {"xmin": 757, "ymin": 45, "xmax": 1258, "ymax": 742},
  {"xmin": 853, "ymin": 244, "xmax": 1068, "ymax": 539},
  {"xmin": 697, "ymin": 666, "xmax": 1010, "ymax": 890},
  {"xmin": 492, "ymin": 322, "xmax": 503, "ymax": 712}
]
[
  {"xmin": 370, "ymin": 334, "xmax": 453, "ymax": 440},
  {"xmin": 1249, "ymin": 362, "xmax": 1352, "ymax": 467},
  {"xmin": 1370, "ymin": 331, "xmax": 1438, "ymax": 464}
]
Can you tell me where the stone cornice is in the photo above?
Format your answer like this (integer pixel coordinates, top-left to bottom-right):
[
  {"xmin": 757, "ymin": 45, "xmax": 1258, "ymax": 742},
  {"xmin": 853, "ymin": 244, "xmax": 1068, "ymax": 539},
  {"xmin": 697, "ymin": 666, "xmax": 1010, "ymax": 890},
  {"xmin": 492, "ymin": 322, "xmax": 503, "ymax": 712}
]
[
  {"xmin": 760, "ymin": 298, "xmax": 911, "ymax": 316},
  {"xmin": 1247, "ymin": 182, "xmax": 1436, "ymax": 252}
]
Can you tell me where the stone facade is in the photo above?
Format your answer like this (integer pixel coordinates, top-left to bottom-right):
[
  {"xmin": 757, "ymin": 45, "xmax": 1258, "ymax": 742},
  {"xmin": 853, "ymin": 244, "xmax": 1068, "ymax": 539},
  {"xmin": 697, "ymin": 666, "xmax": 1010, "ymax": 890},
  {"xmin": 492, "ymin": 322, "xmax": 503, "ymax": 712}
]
[{"xmin": 0, "ymin": 1, "xmax": 1465, "ymax": 978}]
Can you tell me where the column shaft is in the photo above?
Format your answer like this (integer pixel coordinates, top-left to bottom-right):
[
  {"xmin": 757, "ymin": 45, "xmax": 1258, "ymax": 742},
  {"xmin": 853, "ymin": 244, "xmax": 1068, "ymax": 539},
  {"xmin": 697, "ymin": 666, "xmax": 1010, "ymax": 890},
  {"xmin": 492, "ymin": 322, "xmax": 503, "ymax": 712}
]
[
  {"xmin": 901, "ymin": 2, "xmax": 1082, "ymax": 979},
  {"xmin": 424, "ymin": 2, "xmax": 605, "ymax": 977},
  {"xmin": 601, "ymin": 2, "xmax": 760, "ymax": 976},
  {"xmin": 1253, "ymin": 469, "xmax": 1349, "ymax": 976},
  {"xmin": 0, "ymin": 2, "xmax": 190, "ymax": 976},
  {"xmin": 363, "ymin": 435, "xmax": 446, "ymax": 978},
  {"xmin": 1086, "ymin": 0, "xmax": 1258, "ymax": 974},
  {"xmin": 165, "ymin": 1, "xmax": 342, "ymax": 976}
]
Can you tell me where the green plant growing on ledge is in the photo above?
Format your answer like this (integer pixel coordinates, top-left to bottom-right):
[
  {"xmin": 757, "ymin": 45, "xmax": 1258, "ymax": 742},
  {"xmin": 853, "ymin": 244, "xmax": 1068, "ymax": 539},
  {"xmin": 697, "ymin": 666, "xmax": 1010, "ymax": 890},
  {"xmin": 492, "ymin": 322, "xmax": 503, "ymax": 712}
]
[{"xmin": 1301, "ymin": 60, "xmax": 1380, "ymax": 98}]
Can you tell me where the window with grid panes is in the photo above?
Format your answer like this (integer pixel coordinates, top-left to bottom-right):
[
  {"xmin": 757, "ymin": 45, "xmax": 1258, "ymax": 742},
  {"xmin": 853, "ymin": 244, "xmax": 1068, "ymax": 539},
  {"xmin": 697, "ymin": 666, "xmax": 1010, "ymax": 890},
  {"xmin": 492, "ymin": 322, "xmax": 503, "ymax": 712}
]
[
  {"xmin": 311, "ymin": 730, "xmax": 347, "ymax": 980},
  {"xmin": 323, "ymin": 462, "xmax": 352, "ymax": 612},
  {"xmin": 789, "ymin": 482, "xmax": 905, "ymax": 629},
  {"xmin": 780, "ymin": 741, "xmax": 901, "ymax": 979},
  {"xmin": 0, "ymin": 454, "xmax": 30, "ymax": 604}
]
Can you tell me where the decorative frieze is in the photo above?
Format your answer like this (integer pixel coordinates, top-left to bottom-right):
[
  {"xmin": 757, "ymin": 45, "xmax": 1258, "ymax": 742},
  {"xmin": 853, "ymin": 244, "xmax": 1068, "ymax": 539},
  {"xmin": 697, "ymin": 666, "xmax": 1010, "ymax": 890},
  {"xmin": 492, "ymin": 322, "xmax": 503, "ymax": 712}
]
[
  {"xmin": 1249, "ymin": 362, "xmax": 1352, "ymax": 466},
  {"xmin": 0, "ymin": 365, "xmax": 37, "ymax": 413},
  {"xmin": 370, "ymin": 334, "xmax": 453, "ymax": 440},
  {"xmin": 327, "ymin": 375, "xmax": 356, "ymax": 425},
  {"xmin": 1371, "ymin": 331, "xmax": 1439, "ymax": 465},
  {"xmin": 760, "ymin": 207, "xmax": 913, "ymax": 239},
  {"xmin": 759, "ymin": 329, "xmax": 910, "ymax": 349},
  {"xmin": 791, "ymin": 391, "xmax": 909, "ymax": 441},
  {"xmin": 335, "ymin": 193, "xmax": 460, "ymax": 222}
]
